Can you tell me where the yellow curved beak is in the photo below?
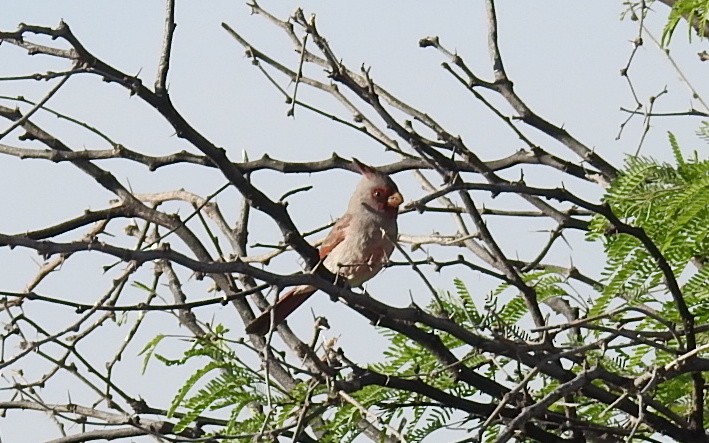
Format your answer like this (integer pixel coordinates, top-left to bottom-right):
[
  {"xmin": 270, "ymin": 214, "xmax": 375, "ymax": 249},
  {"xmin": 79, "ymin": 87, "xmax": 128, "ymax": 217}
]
[{"xmin": 387, "ymin": 191, "xmax": 404, "ymax": 208}]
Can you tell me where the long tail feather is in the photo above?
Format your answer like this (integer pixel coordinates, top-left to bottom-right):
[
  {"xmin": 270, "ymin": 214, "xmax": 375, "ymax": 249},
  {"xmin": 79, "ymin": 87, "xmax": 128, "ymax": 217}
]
[{"xmin": 245, "ymin": 285, "xmax": 317, "ymax": 335}]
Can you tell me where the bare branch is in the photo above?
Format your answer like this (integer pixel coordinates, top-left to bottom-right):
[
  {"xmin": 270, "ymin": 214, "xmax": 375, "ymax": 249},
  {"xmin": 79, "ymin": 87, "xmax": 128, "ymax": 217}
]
[{"xmin": 155, "ymin": 0, "xmax": 176, "ymax": 95}]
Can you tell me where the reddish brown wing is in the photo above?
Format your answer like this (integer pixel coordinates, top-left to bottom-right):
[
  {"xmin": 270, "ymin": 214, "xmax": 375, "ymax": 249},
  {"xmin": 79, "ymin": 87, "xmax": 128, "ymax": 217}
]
[{"xmin": 319, "ymin": 214, "xmax": 351, "ymax": 259}]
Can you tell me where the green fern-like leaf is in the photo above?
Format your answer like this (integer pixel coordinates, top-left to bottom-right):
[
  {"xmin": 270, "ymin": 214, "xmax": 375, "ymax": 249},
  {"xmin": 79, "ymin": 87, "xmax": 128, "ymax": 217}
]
[
  {"xmin": 138, "ymin": 333, "xmax": 166, "ymax": 374},
  {"xmin": 669, "ymin": 132, "xmax": 686, "ymax": 167},
  {"xmin": 167, "ymin": 360, "xmax": 226, "ymax": 418},
  {"xmin": 588, "ymin": 133, "xmax": 709, "ymax": 318},
  {"xmin": 662, "ymin": 0, "xmax": 709, "ymax": 45}
]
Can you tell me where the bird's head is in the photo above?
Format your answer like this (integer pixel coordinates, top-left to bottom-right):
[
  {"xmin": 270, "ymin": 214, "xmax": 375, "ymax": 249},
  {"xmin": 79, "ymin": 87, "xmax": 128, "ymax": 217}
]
[{"xmin": 349, "ymin": 158, "xmax": 403, "ymax": 219}]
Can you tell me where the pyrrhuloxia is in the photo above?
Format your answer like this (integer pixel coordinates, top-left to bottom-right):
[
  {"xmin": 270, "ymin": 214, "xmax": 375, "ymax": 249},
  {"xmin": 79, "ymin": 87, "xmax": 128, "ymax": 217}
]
[{"xmin": 245, "ymin": 159, "xmax": 403, "ymax": 335}]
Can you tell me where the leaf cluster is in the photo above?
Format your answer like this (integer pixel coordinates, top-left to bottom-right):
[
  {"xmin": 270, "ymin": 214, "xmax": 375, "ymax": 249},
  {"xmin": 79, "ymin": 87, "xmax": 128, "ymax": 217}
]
[
  {"xmin": 587, "ymin": 133, "xmax": 709, "ymax": 318},
  {"xmin": 662, "ymin": 0, "xmax": 709, "ymax": 45},
  {"xmin": 140, "ymin": 325, "xmax": 300, "ymax": 440}
]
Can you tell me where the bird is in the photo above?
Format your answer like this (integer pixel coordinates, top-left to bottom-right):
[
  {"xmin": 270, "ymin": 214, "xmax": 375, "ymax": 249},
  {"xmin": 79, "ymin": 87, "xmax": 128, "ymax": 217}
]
[{"xmin": 245, "ymin": 158, "xmax": 403, "ymax": 335}]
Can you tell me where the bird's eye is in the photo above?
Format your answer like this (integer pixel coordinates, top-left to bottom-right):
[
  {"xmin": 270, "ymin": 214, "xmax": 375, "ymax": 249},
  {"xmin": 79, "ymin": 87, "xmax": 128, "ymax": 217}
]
[{"xmin": 373, "ymin": 190, "xmax": 382, "ymax": 198}]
